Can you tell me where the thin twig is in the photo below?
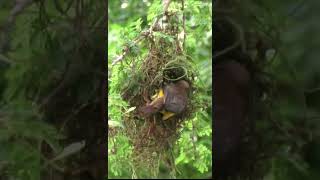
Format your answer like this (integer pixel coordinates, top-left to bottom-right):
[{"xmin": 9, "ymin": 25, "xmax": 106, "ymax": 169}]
[
  {"xmin": 112, "ymin": 0, "xmax": 172, "ymax": 66},
  {"xmin": 213, "ymin": 17, "xmax": 245, "ymax": 59},
  {"xmin": 111, "ymin": 33, "xmax": 148, "ymax": 66},
  {"xmin": 0, "ymin": 0, "xmax": 33, "ymax": 53},
  {"xmin": 191, "ymin": 117, "xmax": 197, "ymax": 160},
  {"xmin": 163, "ymin": 0, "xmax": 171, "ymax": 13},
  {"xmin": 0, "ymin": 54, "xmax": 15, "ymax": 65},
  {"xmin": 181, "ymin": 0, "xmax": 186, "ymax": 50},
  {"xmin": 304, "ymin": 87, "xmax": 320, "ymax": 94},
  {"xmin": 287, "ymin": 0, "xmax": 307, "ymax": 18}
]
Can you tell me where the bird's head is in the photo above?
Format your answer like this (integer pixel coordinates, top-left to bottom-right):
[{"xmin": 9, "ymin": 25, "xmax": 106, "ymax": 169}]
[{"xmin": 175, "ymin": 80, "xmax": 190, "ymax": 90}]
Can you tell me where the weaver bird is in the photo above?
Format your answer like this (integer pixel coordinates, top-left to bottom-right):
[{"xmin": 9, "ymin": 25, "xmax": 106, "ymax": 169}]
[
  {"xmin": 213, "ymin": 60, "xmax": 250, "ymax": 179},
  {"xmin": 139, "ymin": 80, "xmax": 190, "ymax": 120}
]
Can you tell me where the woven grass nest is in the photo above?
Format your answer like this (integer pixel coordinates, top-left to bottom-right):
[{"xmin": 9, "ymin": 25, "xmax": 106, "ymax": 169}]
[{"xmin": 116, "ymin": 12, "xmax": 199, "ymax": 173}]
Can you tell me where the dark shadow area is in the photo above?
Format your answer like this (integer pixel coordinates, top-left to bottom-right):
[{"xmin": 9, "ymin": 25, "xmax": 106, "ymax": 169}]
[
  {"xmin": 214, "ymin": 0, "xmax": 320, "ymax": 179},
  {"xmin": 0, "ymin": 1, "xmax": 107, "ymax": 179}
]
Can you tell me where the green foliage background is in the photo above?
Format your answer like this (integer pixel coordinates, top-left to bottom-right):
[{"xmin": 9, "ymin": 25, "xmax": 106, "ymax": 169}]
[
  {"xmin": 1, "ymin": 1, "xmax": 106, "ymax": 179},
  {"xmin": 263, "ymin": 1, "xmax": 320, "ymax": 179},
  {"xmin": 213, "ymin": 0, "xmax": 320, "ymax": 179},
  {"xmin": 108, "ymin": 0, "xmax": 212, "ymax": 179}
]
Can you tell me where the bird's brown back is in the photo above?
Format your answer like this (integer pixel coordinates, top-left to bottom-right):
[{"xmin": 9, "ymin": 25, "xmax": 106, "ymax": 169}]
[{"xmin": 213, "ymin": 60, "xmax": 250, "ymax": 178}]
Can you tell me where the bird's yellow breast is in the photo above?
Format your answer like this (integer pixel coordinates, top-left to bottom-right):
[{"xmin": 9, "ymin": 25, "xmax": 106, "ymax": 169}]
[{"xmin": 151, "ymin": 88, "xmax": 174, "ymax": 120}]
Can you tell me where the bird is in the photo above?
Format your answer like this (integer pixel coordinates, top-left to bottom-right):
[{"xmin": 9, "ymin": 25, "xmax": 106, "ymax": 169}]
[
  {"xmin": 139, "ymin": 80, "xmax": 190, "ymax": 120},
  {"xmin": 213, "ymin": 60, "xmax": 250, "ymax": 179}
]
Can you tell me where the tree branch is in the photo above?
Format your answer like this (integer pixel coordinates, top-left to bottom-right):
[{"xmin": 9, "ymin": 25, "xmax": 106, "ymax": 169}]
[
  {"xmin": 0, "ymin": 0, "xmax": 33, "ymax": 53},
  {"xmin": 111, "ymin": 0, "xmax": 172, "ymax": 66}
]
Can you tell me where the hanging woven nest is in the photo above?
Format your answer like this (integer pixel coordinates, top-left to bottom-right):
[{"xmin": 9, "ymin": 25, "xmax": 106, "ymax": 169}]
[{"xmin": 111, "ymin": 6, "xmax": 199, "ymax": 175}]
